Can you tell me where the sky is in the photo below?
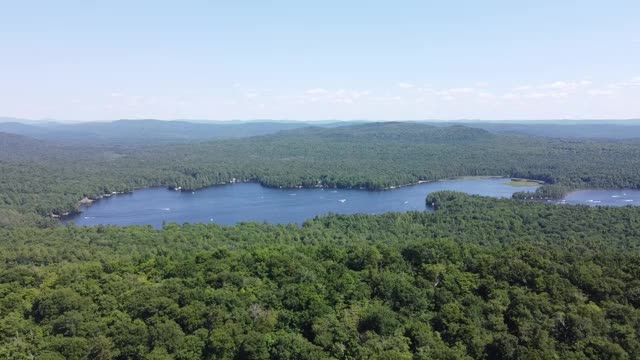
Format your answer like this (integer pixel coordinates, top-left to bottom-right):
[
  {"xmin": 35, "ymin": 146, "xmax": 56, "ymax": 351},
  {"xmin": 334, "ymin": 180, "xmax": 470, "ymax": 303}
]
[{"xmin": 1, "ymin": 0, "xmax": 639, "ymax": 121}]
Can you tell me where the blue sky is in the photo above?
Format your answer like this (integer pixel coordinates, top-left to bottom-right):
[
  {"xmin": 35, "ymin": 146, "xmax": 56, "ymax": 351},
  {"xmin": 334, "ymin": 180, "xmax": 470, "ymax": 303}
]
[{"xmin": 1, "ymin": 0, "xmax": 639, "ymax": 121}]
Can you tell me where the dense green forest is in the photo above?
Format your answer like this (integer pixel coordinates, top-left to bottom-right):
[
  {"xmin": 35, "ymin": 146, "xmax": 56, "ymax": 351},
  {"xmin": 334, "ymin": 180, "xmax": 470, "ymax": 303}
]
[
  {"xmin": 2, "ymin": 122, "xmax": 640, "ymax": 225},
  {"xmin": 1, "ymin": 193, "xmax": 639, "ymax": 359}
]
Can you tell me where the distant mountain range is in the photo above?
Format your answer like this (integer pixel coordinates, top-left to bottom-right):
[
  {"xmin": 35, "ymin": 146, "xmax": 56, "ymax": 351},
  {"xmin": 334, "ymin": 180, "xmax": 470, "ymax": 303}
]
[
  {"xmin": 1, "ymin": 118, "xmax": 640, "ymax": 144},
  {"xmin": 0, "ymin": 119, "xmax": 312, "ymax": 144},
  {"xmin": 276, "ymin": 122, "xmax": 495, "ymax": 143}
]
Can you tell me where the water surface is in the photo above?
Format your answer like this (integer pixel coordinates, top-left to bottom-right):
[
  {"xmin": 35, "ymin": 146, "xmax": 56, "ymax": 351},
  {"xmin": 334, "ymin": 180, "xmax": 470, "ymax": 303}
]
[
  {"xmin": 561, "ymin": 190, "xmax": 640, "ymax": 206},
  {"xmin": 66, "ymin": 178, "xmax": 538, "ymax": 227}
]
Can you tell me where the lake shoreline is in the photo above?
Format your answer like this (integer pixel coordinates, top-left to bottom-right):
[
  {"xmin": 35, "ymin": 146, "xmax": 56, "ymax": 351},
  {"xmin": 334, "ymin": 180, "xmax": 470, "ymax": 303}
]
[
  {"xmin": 62, "ymin": 178, "xmax": 543, "ymax": 227},
  {"xmin": 60, "ymin": 176, "xmax": 521, "ymax": 220}
]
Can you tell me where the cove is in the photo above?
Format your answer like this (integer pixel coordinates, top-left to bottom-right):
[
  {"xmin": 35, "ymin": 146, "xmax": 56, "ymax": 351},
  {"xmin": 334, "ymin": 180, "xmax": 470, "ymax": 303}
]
[{"xmin": 65, "ymin": 178, "xmax": 539, "ymax": 228}]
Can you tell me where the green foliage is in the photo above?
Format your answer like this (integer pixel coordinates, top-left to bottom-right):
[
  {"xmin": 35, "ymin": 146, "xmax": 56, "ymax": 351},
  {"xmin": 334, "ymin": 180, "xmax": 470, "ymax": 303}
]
[
  {"xmin": 2, "ymin": 122, "xmax": 640, "ymax": 358},
  {"xmin": 1, "ymin": 193, "xmax": 640, "ymax": 358}
]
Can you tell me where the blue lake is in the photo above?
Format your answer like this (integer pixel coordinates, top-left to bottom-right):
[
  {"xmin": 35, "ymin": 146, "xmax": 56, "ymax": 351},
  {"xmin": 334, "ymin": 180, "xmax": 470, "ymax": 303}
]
[{"xmin": 65, "ymin": 178, "xmax": 540, "ymax": 227}]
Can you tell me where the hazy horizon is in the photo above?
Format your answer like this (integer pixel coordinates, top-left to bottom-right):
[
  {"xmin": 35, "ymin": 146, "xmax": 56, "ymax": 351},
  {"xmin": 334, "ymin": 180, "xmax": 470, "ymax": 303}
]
[{"xmin": 3, "ymin": 116, "xmax": 640, "ymax": 125}]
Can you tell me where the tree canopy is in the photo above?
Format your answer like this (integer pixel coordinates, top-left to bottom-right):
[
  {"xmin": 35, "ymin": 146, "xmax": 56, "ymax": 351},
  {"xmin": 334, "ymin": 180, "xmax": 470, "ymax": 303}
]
[{"xmin": 1, "ymin": 193, "xmax": 640, "ymax": 359}]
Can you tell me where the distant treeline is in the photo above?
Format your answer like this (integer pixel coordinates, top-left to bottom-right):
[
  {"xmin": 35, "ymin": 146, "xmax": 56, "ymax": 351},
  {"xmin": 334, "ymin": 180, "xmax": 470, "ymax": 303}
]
[
  {"xmin": 442, "ymin": 121, "xmax": 640, "ymax": 139},
  {"xmin": 2, "ymin": 122, "xmax": 640, "ymax": 226}
]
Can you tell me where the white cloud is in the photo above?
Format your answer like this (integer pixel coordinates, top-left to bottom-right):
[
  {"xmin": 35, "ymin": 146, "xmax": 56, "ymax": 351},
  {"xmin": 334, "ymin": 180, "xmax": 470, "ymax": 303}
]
[
  {"xmin": 544, "ymin": 80, "xmax": 591, "ymax": 91},
  {"xmin": 347, "ymin": 90, "xmax": 372, "ymax": 98},
  {"xmin": 449, "ymin": 87, "xmax": 474, "ymax": 94},
  {"xmin": 416, "ymin": 86, "xmax": 435, "ymax": 94},
  {"xmin": 525, "ymin": 91, "xmax": 568, "ymax": 99},
  {"xmin": 372, "ymin": 95, "xmax": 402, "ymax": 103},
  {"xmin": 328, "ymin": 89, "xmax": 372, "ymax": 104},
  {"xmin": 305, "ymin": 88, "xmax": 329, "ymax": 95},
  {"xmin": 549, "ymin": 81, "xmax": 568, "ymax": 89},
  {"xmin": 507, "ymin": 80, "xmax": 593, "ymax": 101},
  {"xmin": 606, "ymin": 76, "xmax": 640, "ymax": 89},
  {"xmin": 295, "ymin": 88, "xmax": 373, "ymax": 105},
  {"xmin": 397, "ymin": 82, "xmax": 414, "ymax": 89},
  {"xmin": 438, "ymin": 87, "xmax": 475, "ymax": 97},
  {"xmin": 50, "ymin": 76, "xmax": 635, "ymax": 121},
  {"xmin": 588, "ymin": 89, "xmax": 614, "ymax": 96},
  {"xmin": 477, "ymin": 91, "xmax": 495, "ymax": 99}
]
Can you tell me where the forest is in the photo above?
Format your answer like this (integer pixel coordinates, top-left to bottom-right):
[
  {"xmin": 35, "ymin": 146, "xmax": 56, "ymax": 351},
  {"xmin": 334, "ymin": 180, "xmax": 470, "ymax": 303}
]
[
  {"xmin": 1, "ymin": 193, "xmax": 640, "ymax": 359},
  {"xmin": 2, "ymin": 122, "xmax": 640, "ymax": 226},
  {"xmin": 2, "ymin": 122, "xmax": 640, "ymax": 358}
]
